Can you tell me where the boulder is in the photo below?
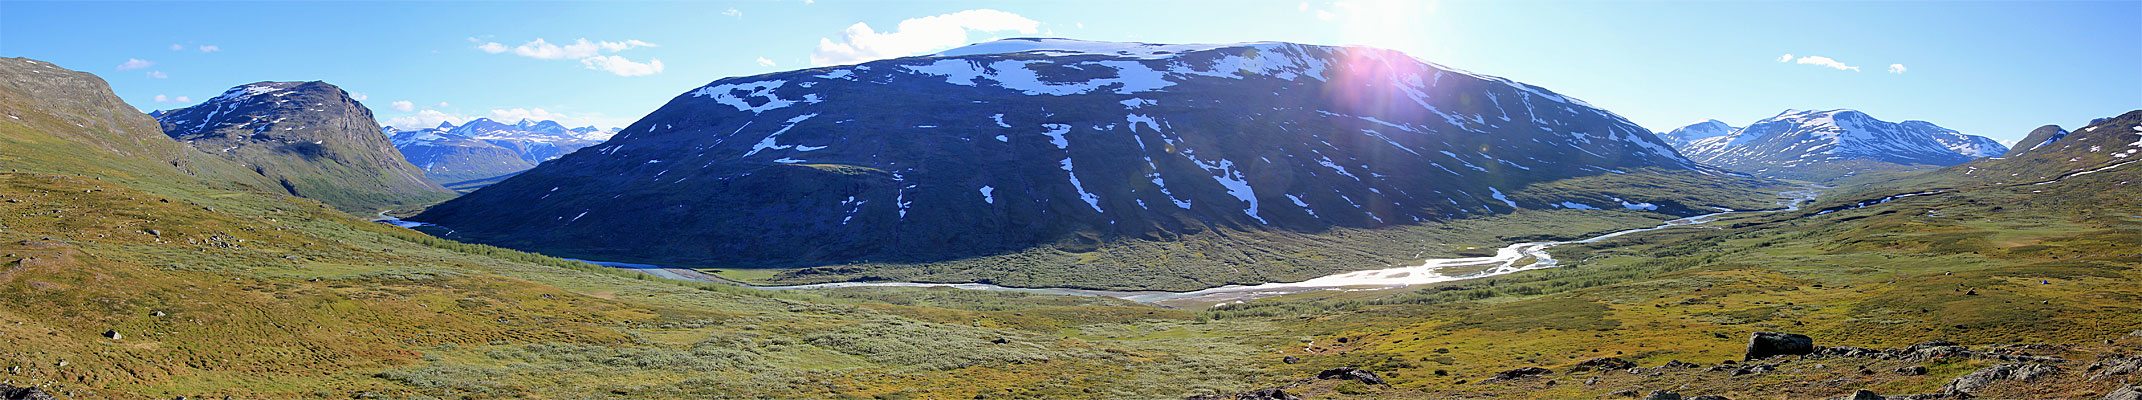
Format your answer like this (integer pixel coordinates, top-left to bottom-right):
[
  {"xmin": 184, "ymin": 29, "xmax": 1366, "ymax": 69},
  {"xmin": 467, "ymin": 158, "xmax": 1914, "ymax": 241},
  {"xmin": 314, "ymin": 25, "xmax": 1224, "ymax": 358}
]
[
  {"xmin": 0, "ymin": 384, "xmax": 58, "ymax": 400},
  {"xmin": 1942, "ymin": 363, "xmax": 2059, "ymax": 394},
  {"xmin": 1746, "ymin": 332, "xmax": 1816, "ymax": 361},
  {"xmin": 103, "ymin": 329, "xmax": 121, "ymax": 340},
  {"xmin": 1660, "ymin": 360, "xmax": 1700, "ymax": 369},
  {"xmin": 1570, "ymin": 357, "xmax": 1637, "ymax": 372},
  {"xmin": 2089, "ymin": 355, "xmax": 2142, "ymax": 380},
  {"xmin": 1835, "ymin": 390, "xmax": 1885, "ymax": 400},
  {"xmin": 1897, "ymin": 366, "xmax": 1928, "ymax": 376},
  {"xmin": 1486, "ymin": 366, "xmax": 1552, "ymax": 381},
  {"xmin": 1230, "ymin": 388, "xmax": 1301, "ymax": 400},
  {"xmin": 1282, "ymin": 355, "xmax": 1300, "ymax": 364},
  {"xmin": 1643, "ymin": 390, "xmax": 1683, "ymax": 400},
  {"xmin": 1688, "ymin": 396, "xmax": 1731, "ymax": 400},
  {"xmin": 2103, "ymin": 385, "xmax": 2141, "ymax": 400},
  {"xmin": 1315, "ymin": 367, "xmax": 1386, "ymax": 385}
]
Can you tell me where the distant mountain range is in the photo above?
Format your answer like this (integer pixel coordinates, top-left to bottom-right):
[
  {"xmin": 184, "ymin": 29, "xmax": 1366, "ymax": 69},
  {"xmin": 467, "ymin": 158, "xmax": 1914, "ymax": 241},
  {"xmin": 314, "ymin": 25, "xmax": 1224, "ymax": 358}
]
[
  {"xmin": 387, "ymin": 118, "xmax": 616, "ymax": 188},
  {"xmin": 1671, "ymin": 109, "xmax": 2007, "ymax": 181},
  {"xmin": 414, "ymin": 38, "xmax": 1762, "ymax": 288},
  {"xmin": 155, "ymin": 81, "xmax": 454, "ymax": 211}
]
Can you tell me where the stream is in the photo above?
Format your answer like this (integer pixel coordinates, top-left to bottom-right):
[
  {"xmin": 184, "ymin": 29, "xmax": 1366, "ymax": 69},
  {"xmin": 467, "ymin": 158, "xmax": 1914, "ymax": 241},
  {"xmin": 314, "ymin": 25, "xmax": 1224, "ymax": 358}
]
[{"xmin": 377, "ymin": 189, "xmax": 1822, "ymax": 307}]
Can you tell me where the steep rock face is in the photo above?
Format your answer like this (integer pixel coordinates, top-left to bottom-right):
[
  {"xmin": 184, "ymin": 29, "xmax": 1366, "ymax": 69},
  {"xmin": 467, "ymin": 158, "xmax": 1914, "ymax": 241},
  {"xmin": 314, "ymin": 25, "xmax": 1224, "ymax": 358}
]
[
  {"xmin": 390, "ymin": 118, "xmax": 611, "ymax": 186},
  {"xmin": 417, "ymin": 38, "xmax": 1722, "ymax": 270},
  {"xmin": 1657, "ymin": 119, "xmax": 1738, "ymax": 148},
  {"xmin": 157, "ymin": 81, "xmax": 453, "ymax": 212},
  {"xmin": 2002, "ymin": 125, "xmax": 2070, "ymax": 158},
  {"xmin": 0, "ymin": 57, "xmax": 275, "ymax": 189},
  {"xmin": 1680, "ymin": 109, "xmax": 2006, "ymax": 181}
]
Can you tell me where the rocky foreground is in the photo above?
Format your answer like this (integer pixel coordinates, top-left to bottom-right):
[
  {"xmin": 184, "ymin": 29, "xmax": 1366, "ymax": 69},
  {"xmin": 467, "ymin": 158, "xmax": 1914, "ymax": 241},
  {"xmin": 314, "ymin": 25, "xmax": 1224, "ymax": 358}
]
[{"xmin": 1200, "ymin": 330, "xmax": 2142, "ymax": 399}]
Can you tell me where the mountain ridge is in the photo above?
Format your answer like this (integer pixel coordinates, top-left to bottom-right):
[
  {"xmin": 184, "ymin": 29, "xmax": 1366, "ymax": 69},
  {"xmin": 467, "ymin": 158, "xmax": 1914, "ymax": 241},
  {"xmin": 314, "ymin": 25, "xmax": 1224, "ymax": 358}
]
[
  {"xmin": 415, "ymin": 38, "xmax": 1774, "ymax": 289},
  {"xmin": 155, "ymin": 80, "xmax": 454, "ymax": 212},
  {"xmin": 1678, "ymin": 109, "xmax": 2006, "ymax": 181}
]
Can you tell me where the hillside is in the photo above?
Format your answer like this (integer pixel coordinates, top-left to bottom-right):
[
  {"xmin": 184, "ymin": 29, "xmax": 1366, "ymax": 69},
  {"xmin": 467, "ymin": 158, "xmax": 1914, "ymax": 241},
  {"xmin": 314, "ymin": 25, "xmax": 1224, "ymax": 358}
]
[
  {"xmin": 1680, "ymin": 109, "xmax": 2006, "ymax": 181},
  {"xmin": 1188, "ymin": 110, "xmax": 2142, "ymax": 399},
  {"xmin": 0, "ymin": 56, "xmax": 1287, "ymax": 400},
  {"xmin": 156, "ymin": 81, "xmax": 455, "ymax": 212},
  {"xmin": 416, "ymin": 38, "xmax": 1779, "ymax": 290}
]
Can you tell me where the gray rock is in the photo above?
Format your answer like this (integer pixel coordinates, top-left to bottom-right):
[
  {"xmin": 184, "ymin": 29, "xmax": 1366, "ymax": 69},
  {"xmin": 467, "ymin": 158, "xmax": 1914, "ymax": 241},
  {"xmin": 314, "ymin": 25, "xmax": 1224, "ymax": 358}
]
[
  {"xmin": 1282, "ymin": 355, "xmax": 1299, "ymax": 364},
  {"xmin": 2103, "ymin": 385, "xmax": 2141, "ymax": 400},
  {"xmin": 103, "ymin": 329, "xmax": 120, "ymax": 340},
  {"xmin": 1746, "ymin": 332, "xmax": 1816, "ymax": 361},
  {"xmin": 1571, "ymin": 357, "xmax": 1637, "ymax": 372},
  {"xmin": 1643, "ymin": 390, "xmax": 1682, "ymax": 400},
  {"xmin": 2090, "ymin": 355, "xmax": 2142, "ymax": 380},
  {"xmin": 1486, "ymin": 366, "xmax": 1551, "ymax": 382},
  {"xmin": 1942, "ymin": 362, "xmax": 2059, "ymax": 394},
  {"xmin": 0, "ymin": 384, "xmax": 58, "ymax": 400},
  {"xmin": 1835, "ymin": 389, "xmax": 1884, "ymax": 400},
  {"xmin": 1315, "ymin": 367, "xmax": 1386, "ymax": 385},
  {"xmin": 1688, "ymin": 396, "xmax": 1731, "ymax": 400}
]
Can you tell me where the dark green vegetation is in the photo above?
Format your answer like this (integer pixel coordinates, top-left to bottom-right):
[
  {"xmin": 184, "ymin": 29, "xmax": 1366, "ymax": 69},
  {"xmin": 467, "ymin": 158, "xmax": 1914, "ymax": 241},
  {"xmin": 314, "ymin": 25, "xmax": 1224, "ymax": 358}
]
[
  {"xmin": 740, "ymin": 170, "xmax": 1789, "ymax": 291},
  {"xmin": 155, "ymin": 80, "xmax": 454, "ymax": 213},
  {"xmin": 419, "ymin": 40, "xmax": 1759, "ymax": 291}
]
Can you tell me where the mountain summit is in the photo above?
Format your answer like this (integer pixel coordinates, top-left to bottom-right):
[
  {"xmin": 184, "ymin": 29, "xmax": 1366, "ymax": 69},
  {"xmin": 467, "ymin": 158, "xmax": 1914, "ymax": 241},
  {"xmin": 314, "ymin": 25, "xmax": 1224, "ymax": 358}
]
[
  {"xmin": 156, "ymin": 81, "xmax": 453, "ymax": 211},
  {"xmin": 415, "ymin": 39, "xmax": 1749, "ymax": 288},
  {"xmin": 1678, "ymin": 109, "xmax": 2005, "ymax": 181},
  {"xmin": 1657, "ymin": 119, "xmax": 1739, "ymax": 148}
]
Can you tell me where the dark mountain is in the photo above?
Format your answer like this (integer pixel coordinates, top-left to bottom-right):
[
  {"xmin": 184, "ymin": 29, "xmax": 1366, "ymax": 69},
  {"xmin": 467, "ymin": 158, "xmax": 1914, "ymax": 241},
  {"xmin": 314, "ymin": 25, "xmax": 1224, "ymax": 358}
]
[
  {"xmin": 1656, "ymin": 119, "xmax": 1738, "ymax": 148},
  {"xmin": 1679, "ymin": 109, "xmax": 2006, "ymax": 181},
  {"xmin": 415, "ymin": 38, "xmax": 1761, "ymax": 287},
  {"xmin": 388, "ymin": 118, "xmax": 612, "ymax": 187},
  {"xmin": 156, "ymin": 81, "xmax": 453, "ymax": 212},
  {"xmin": 2001, "ymin": 125, "xmax": 2070, "ymax": 158}
]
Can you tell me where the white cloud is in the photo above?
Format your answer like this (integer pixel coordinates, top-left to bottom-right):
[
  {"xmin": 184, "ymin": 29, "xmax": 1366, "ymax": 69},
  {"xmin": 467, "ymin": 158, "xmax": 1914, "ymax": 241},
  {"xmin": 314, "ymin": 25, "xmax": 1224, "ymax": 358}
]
[
  {"xmin": 487, "ymin": 107, "xmax": 568, "ymax": 122},
  {"xmin": 495, "ymin": 38, "xmax": 655, "ymax": 60},
  {"xmin": 1785, "ymin": 55, "xmax": 1859, "ymax": 72},
  {"xmin": 1776, "ymin": 53, "xmax": 1793, "ymax": 62},
  {"xmin": 382, "ymin": 109, "xmax": 467, "ymax": 129},
  {"xmin": 1298, "ymin": 2, "xmax": 1310, "ymax": 11},
  {"xmin": 389, "ymin": 101, "xmax": 416, "ymax": 112},
  {"xmin": 351, "ymin": 92, "xmax": 368, "ymax": 101},
  {"xmin": 723, "ymin": 8, "xmax": 742, "ymax": 18},
  {"xmin": 115, "ymin": 58, "xmax": 154, "ymax": 71},
  {"xmin": 169, "ymin": 44, "xmax": 184, "ymax": 51},
  {"xmin": 152, "ymin": 94, "xmax": 191, "ymax": 103},
  {"xmin": 436, "ymin": 102, "xmax": 450, "ymax": 108},
  {"xmin": 1888, "ymin": 63, "xmax": 1907, "ymax": 74},
  {"xmin": 146, "ymin": 71, "xmax": 167, "ymax": 79},
  {"xmin": 475, "ymin": 37, "xmax": 664, "ymax": 76},
  {"xmin": 581, "ymin": 55, "xmax": 665, "ymax": 76},
  {"xmin": 198, "ymin": 45, "xmax": 219, "ymax": 53},
  {"xmin": 811, "ymin": 9, "xmax": 1040, "ymax": 66},
  {"xmin": 756, "ymin": 57, "xmax": 777, "ymax": 67},
  {"xmin": 1316, "ymin": 9, "xmax": 1336, "ymax": 21}
]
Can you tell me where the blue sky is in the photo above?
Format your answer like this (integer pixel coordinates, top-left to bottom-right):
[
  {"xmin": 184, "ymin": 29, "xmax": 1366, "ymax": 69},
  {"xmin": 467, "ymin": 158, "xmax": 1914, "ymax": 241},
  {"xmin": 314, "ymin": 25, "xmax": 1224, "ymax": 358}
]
[{"xmin": 3, "ymin": 1, "xmax": 2136, "ymax": 142}]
